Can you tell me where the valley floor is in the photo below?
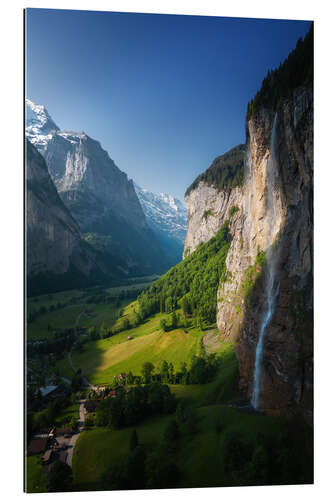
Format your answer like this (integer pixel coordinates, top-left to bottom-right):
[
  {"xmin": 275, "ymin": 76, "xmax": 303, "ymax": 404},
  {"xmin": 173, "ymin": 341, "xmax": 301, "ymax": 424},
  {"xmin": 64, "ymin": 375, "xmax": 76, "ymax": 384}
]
[{"xmin": 26, "ymin": 283, "xmax": 313, "ymax": 492}]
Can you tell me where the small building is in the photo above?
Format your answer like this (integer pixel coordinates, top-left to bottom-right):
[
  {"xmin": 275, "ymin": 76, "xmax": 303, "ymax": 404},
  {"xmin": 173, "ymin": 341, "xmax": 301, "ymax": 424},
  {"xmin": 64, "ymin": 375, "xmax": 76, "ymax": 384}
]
[
  {"xmin": 27, "ymin": 437, "xmax": 49, "ymax": 455},
  {"xmin": 39, "ymin": 385, "xmax": 58, "ymax": 398},
  {"xmin": 47, "ymin": 384, "xmax": 71, "ymax": 400},
  {"xmin": 116, "ymin": 373, "xmax": 126, "ymax": 383},
  {"xmin": 106, "ymin": 390, "xmax": 116, "ymax": 398}
]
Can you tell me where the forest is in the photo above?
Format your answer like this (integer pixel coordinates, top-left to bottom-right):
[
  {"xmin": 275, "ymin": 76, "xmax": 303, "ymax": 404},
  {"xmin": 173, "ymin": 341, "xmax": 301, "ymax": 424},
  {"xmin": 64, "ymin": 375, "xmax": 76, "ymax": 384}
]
[
  {"xmin": 136, "ymin": 221, "xmax": 231, "ymax": 326},
  {"xmin": 185, "ymin": 144, "xmax": 246, "ymax": 196}
]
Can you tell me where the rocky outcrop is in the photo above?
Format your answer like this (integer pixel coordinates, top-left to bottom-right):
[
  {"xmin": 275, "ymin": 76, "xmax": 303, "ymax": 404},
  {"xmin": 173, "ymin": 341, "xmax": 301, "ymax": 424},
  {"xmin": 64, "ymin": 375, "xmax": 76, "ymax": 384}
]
[
  {"xmin": 26, "ymin": 140, "xmax": 107, "ymax": 295},
  {"xmin": 183, "ymin": 88, "xmax": 313, "ymax": 419}
]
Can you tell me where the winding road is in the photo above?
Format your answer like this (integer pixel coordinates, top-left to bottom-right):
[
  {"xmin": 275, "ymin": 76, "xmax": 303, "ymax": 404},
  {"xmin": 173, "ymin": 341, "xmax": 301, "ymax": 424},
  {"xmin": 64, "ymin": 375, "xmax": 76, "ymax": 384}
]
[{"xmin": 66, "ymin": 400, "xmax": 86, "ymax": 468}]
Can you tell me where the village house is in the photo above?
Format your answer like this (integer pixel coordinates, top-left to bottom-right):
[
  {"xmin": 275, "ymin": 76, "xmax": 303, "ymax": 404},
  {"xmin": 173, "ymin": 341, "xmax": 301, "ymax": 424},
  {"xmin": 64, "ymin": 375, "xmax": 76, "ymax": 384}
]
[
  {"xmin": 106, "ymin": 390, "xmax": 116, "ymax": 398},
  {"xmin": 115, "ymin": 372, "xmax": 126, "ymax": 384},
  {"xmin": 27, "ymin": 437, "xmax": 49, "ymax": 455}
]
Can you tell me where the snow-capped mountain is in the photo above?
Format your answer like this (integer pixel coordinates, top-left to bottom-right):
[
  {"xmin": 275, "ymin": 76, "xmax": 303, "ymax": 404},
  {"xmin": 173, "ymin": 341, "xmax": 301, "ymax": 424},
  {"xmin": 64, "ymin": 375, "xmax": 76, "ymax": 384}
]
[
  {"xmin": 26, "ymin": 99, "xmax": 59, "ymax": 146},
  {"xmin": 134, "ymin": 184, "xmax": 187, "ymax": 263},
  {"xmin": 25, "ymin": 98, "xmax": 171, "ymax": 276}
]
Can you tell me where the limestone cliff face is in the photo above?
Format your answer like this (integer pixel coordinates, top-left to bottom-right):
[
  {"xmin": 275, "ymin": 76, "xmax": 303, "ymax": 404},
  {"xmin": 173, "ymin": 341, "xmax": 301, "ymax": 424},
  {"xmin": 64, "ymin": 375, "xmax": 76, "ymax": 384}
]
[
  {"xmin": 184, "ymin": 88, "xmax": 313, "ymax": 418},
  {"xmin": 26, "ymin": 140, "xmax": 106, "ymax": 294},
  {"xmin": 42, "ymin": 132, "xmax": 146, "ymax": 231}
]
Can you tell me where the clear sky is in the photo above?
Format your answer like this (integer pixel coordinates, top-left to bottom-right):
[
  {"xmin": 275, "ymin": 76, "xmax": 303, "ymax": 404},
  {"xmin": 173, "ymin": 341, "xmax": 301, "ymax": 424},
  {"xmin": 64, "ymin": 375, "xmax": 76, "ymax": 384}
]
[{"xmin": 25, "ymin": 9, "xmax": 311, "ymax": 200}]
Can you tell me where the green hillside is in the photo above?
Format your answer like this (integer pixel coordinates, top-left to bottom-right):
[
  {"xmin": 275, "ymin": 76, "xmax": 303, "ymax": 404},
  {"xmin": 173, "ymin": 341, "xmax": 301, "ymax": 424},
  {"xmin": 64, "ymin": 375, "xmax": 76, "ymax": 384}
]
[{"xmin": 137, "ymin": 220, "xmax": 231, "ymax": 325}]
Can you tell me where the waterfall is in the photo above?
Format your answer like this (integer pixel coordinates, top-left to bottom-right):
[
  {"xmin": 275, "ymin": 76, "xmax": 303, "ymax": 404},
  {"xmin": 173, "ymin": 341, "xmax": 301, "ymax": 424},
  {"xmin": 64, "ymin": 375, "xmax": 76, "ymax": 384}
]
[{"xmin": 251, "ymin": 113, "xmax": 280, "ymax": 410}]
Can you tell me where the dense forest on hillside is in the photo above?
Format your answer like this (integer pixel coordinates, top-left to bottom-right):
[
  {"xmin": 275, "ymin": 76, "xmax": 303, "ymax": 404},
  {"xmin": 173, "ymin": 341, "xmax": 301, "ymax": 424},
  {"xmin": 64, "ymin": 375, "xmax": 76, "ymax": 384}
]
[
  {"xmin": 185, "ymin": 144, "xmax": 246, "ymax": 196},
  {"xmin": 137, "ymin": 221, "xmax": 231, "ymax": 325},
  {"xmin": 246, "ymin": 23, "xmax": 313, "ymax": 120}
]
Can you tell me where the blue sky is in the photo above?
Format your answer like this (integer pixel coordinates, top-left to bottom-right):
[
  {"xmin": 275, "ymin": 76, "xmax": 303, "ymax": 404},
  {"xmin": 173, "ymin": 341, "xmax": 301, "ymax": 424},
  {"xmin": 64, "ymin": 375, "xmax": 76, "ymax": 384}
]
[{"xmin": 25, "ymin": 9, "xmax": 311, "ymax": 200}]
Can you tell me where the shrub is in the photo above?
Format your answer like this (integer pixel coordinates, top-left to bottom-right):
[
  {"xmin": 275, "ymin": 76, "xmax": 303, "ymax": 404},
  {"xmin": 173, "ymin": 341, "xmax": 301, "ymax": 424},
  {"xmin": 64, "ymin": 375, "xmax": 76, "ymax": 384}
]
[{"xmin": 229, "ymin": 205, "xmax": 239, "ymax": 218}]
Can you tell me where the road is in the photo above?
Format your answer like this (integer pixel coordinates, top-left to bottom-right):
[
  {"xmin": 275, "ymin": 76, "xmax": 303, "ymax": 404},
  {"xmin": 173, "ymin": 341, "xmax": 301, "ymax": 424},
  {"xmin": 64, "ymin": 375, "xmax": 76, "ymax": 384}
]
[{"xmin": 66, "ymin": 399, "xmax": 86, "ymax": 468}]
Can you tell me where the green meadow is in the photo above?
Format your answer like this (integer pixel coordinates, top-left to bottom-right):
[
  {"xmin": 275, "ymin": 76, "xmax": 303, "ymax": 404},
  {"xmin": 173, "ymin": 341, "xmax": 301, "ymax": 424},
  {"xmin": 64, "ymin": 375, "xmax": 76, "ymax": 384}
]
[
  {"xmin": 56, "ymin": 303, "xmax": 210, "ymax": 384},
  {"xmin": 72, "ymin": 404, "xmax": 285, "ymax": 490},
  {"xmin": 26, "ymin": 454, "xmax": 45, "ymax": 493}
]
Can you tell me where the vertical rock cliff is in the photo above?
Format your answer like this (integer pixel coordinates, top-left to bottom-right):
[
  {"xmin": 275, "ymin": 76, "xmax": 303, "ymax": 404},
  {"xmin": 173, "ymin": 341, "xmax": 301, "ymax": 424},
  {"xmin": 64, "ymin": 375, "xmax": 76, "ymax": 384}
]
[
  {"xmin": 184, "ymin": 88, "xmax": 313, "ymax": 418},
  {"xmin": 183, "ymin": 25, "xmax": 313, "ymax": 419},
  {"xmin": 26, "ymin": 140, "xmax": 109, "ymax": 295}
]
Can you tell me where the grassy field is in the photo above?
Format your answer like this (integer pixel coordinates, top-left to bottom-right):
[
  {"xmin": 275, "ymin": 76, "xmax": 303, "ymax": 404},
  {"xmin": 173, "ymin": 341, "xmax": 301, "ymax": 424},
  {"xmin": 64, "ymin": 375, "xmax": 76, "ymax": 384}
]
[
  {"xmin": 72, "ymin": 414, "xmax": 172, "ymax": 488},
  {"xmin": 27, "ymin": 275, "xmax": 313, "ymax": 491},
  {"xmin": 27, "ymin": 299, "xmax": 132, "ymax": 341},
  {"xmin": 25, "ymin": 454, "xmax": 46, "ymax": 493},
  {"xmin": 70, "ymin": 337, "xmax": 243, "ymax": 490},
  {"xmin": 27, "ymin": 277, "xmax": 158, "ymax": 341},
  {"xmin": 57, "ymin": 305, "xmax": 207, "ymax": 384},
  {"xmin": 170, "ymin": 342, "xmax": 238, "ymax": 406},
  {"xmin": 27, "ymin": 304, "xmax": 85, "ymax": 340},
  {"xmin": 105, "ymin": 277, "xmax": 158, "ymax": 296},
  {"xmin": 72, "ymin": 404, "xmax": 284, "ymax": 490}
]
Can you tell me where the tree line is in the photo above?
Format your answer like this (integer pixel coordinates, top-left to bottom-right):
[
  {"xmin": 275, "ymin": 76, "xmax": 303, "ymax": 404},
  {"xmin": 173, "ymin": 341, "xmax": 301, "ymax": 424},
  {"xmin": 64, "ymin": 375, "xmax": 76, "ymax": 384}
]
[{"xmin": 246, "ymin": 23, "xmax": 313, "ymax": 121}]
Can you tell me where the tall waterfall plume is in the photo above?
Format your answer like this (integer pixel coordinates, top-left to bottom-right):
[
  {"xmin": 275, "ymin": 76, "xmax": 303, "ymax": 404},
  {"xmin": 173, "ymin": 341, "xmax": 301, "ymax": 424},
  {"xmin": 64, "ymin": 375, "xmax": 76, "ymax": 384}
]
[{"xmin": 251, "ymin": 113, "xmax": 281, "ymax": 410}]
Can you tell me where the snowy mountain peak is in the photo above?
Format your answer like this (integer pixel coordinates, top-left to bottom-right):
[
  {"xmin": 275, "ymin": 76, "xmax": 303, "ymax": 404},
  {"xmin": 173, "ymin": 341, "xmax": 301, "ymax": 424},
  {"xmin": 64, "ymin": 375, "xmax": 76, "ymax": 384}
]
[
  {"xmin": 134, "ymin": 182, "xmax": 187, "ymax": 247},
  {"xmin": 26, "ymin": 98, "xmax": 59, "ymax": 147},
  {"xmin": 134, "ymin": 184, "xmax": 186, "ymax": 217},
  {"xmin": 159, "ymin": 192, "xmax": 183, "ymax": 212}
]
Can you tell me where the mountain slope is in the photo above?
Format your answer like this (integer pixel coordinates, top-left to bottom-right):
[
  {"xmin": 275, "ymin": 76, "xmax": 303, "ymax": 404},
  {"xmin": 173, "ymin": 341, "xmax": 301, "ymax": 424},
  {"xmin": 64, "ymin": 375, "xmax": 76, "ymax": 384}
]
[
  {"xmin": 26, "ymin": 140, "xmax": 114, "ymax": 295},
  {"xmin": 25, "ymin": 99, "xmax": 170, "ymax": 276},
  {"xmin": 134, "ymin": 184, "xmax": 187, "ymax": 263}
]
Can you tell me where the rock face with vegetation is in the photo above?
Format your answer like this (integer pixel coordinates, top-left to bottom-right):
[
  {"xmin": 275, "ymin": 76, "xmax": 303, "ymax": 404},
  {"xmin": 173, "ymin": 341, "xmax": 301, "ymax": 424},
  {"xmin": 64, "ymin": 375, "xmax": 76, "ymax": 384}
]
[
  {"xmin": 184, "ymin": 145, "xmax": 246, "ymax": 257},
  {"xmin": 26, "ymin": 140, "xmax": 107, "ymax": 295},
  {"xmin": 183, "ymin": 27, "xmax": 313, "ymax": 419}
]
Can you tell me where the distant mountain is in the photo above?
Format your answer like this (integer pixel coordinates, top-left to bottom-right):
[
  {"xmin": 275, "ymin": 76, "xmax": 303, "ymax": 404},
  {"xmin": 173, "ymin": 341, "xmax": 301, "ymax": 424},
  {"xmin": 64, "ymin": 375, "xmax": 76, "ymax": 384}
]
[
  {"xmin": 25, "ymin": 99, "xmax": 171, "ymax": 276},
  {"xmin": 26, "ymin": 140, "xmax": 116, "ymax": 295},
  {"xmin": 134, "ymin": 184, "xmax": 187, "ymax": 264}
]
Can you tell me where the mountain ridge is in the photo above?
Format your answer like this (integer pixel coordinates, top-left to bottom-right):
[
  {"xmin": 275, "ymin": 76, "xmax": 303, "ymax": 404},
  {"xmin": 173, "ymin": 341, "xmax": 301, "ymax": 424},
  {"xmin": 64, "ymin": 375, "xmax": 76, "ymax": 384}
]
[{"xmin": 25, "ymin": 99, "xmax": 171, "ymax": 276}]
